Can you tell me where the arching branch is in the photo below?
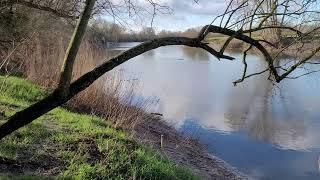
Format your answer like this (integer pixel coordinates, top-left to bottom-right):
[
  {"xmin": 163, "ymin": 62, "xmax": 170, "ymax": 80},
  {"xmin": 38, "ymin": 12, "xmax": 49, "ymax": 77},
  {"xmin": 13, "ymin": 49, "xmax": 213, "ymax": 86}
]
[
  {"xmin": 2, "ymin": 0, "xmax": 320, "ymax": 139},
  {"xmin": 0, "ymin": 36, "xmax": 233, "ymax": 139}
]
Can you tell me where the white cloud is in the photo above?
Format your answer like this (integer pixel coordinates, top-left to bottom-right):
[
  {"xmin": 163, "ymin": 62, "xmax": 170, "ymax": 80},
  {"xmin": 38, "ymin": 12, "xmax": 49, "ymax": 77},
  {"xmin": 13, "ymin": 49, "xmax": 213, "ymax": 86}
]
[
  {"xmin": 169, "ymin": 0, "xmax": 227, "ymax": 15},
  {"xmin": 104, "ymin": 0, "xmax": 229, "ymax": 31}
]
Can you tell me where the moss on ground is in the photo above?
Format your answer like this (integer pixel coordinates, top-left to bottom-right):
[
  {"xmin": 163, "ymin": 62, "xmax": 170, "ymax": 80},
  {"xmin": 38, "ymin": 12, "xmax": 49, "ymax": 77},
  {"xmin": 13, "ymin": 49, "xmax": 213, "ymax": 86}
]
[{"xmin": 0, "ymin": 76, "xmax": 198, "ymax": 180}]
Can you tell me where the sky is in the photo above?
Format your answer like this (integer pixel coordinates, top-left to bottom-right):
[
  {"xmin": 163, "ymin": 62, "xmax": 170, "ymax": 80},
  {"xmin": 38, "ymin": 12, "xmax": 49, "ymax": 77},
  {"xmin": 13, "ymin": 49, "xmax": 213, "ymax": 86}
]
[
  {"xmin": 151, "ymin": 0, "xmax": 227, "ymax": 31},
  {"xmin": 103, "ymin": 0, "xmax": 320, "ymax": 32},
  {"xmin": 104, "ymin": 0, "xmax": 228, "ymax": 32}
]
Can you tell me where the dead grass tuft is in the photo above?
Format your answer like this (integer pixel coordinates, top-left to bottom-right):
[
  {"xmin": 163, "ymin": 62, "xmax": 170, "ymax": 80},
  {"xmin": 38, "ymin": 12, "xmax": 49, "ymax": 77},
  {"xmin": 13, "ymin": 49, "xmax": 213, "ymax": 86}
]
[{"xmin": 7, "ymin": 31, "xmax": 153, "ymax": 130}]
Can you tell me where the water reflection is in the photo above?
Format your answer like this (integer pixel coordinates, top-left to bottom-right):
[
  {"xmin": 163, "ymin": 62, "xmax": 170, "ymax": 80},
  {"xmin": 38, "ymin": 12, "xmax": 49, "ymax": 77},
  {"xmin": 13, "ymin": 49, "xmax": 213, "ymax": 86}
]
[
  {"xmin": 182, "ymin": 46, "xmax": 210, "ymax": 61},
  {"xmin": 181, "ymin": 120, "xmax": 320, "ymax": 180},
  {"xmin": 106, "ymin": 42, "xmax": 320, "ymax": 179},
  {"xmin": 224, "ymin": 76, "xmax": 308, "ymax": 150}
]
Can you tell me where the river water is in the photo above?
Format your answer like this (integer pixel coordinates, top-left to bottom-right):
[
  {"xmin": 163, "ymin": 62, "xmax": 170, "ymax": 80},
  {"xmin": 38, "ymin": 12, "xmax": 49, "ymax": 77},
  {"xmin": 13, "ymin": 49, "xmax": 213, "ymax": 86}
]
[{"xmin": 106, "ymin": 42, "xmax": 320, "ymax": 179}]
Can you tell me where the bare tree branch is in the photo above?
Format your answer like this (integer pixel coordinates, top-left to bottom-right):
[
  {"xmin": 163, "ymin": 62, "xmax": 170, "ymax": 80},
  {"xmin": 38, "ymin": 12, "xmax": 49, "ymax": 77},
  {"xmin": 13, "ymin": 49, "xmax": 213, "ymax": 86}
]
[{"xmin": 2, "ymin": 0, "xmax": 81, "ymax": 18}]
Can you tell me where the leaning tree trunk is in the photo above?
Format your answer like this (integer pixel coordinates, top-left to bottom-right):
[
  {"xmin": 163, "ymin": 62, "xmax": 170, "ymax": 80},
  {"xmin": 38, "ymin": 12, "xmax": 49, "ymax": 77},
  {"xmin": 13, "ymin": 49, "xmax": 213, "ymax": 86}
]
[
  {"xmin": 0, "ymin": 37, "xmax": 231, "ymax": 139},
  {"xmin": 5, "ymin": 23, "xmax": 311, "ymax": 140},
  {"xmin": 0, "ymin": 0, "xmax": 96, "ymax": 139},
  {"xmin": 58, "ymin": 0, "xmax": 96, "ymax": 98},
  {"xmin": 0, "ymin": 24, "xmax": 283, "ymax": 140}
]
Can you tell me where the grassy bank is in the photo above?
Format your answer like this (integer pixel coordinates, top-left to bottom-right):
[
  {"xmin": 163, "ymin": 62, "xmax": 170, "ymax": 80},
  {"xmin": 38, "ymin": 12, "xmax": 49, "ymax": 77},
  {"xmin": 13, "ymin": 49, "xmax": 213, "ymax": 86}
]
[{"xmin": 0, "ymin": 76, "xmax": 197, "ymax": 179}]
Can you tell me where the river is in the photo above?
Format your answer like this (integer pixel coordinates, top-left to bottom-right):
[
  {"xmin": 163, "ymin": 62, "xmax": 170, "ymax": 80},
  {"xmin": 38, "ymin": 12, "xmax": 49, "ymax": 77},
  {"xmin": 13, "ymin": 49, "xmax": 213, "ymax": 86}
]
[{"xmin": 106, "ymin": 42, "xmax": 320, "ymax": 180}]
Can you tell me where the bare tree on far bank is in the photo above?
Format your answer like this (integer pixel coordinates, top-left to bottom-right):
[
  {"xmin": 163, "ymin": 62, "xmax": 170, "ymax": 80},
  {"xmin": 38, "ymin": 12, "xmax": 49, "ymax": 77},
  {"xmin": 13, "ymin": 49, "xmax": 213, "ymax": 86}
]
[{"xmin": 1, "ymin": 0, "xmax": 320, "ymax": 139}]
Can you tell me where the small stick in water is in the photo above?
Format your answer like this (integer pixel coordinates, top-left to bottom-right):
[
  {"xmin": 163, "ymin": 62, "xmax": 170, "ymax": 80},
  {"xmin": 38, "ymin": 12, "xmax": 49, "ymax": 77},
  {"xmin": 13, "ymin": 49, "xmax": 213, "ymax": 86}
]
[
  {"xmin": 160, "ymin": 134, "xmax": 164, "ymax": 148},
  {"xmin": 318, "ymin": 155, "xmax": 320, "ymax": 172}
]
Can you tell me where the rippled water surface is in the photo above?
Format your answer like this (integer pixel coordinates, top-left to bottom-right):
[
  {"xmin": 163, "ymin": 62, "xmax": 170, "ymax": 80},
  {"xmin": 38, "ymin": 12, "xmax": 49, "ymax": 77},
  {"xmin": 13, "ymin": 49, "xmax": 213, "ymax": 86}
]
[{"xmin": 107, "ymin": 42, "xmax": 320, "ymax": 179}]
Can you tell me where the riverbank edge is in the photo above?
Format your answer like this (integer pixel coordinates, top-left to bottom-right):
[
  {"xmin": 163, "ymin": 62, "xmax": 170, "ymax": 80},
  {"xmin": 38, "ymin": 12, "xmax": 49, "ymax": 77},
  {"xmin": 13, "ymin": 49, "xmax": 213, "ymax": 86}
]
[
  {"xmin": 0, "ymin": 76, "xmax": 249, "ymax": 179},
  {"xmin": 0, "ymin": 76, "xmax": 197, "ymax": 179},
  {"xmin": 133, "ymin": 116, "xmax": 249, "ymax": 180}
]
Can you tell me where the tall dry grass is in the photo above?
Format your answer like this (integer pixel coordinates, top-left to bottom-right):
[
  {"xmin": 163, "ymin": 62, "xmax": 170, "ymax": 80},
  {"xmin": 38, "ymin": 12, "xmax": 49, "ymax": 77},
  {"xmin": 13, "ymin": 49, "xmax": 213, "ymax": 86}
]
[{"xmin": 11, "ymin": 31, "xmax": 153, "ymax": 129}]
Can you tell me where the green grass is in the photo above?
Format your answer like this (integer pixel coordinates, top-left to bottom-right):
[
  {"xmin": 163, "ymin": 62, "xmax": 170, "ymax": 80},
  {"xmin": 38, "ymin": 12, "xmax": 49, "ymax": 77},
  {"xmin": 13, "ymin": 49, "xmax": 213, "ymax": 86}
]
[{"xmin": 0, "ymin": 76, "xmax": 198, "ymax": 180}]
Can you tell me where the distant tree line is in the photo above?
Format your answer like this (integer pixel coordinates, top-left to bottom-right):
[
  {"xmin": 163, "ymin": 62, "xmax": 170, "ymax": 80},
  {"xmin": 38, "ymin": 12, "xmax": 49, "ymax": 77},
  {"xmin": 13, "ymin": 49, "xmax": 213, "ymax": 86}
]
[
  {"xmin": 88, "ymin": 19, "xmax": 155, "ymax": 44},
  {"xmin": 88, "ymin": 18, "xmax": 202, "ymax": 45}
]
